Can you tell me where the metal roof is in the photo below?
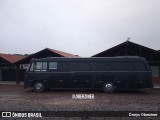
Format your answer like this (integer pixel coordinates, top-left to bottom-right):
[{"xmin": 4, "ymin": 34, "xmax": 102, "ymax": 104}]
[
  {"xmin": 0, "ymin": 54, "xmax": 26, "ymax": 63},
  {"xmin": 14, "ymin": 48, "xmax": 79, "ymax": 64},
  {"xmin": 46, "ymin": 48, "xmax": 79, "ymax": 58},
  {"xmin": 92, "ymin": 41, "xmax": 160, "ymax": 61}
]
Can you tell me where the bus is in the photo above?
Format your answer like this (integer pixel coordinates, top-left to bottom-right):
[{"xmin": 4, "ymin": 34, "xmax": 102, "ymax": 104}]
[{"xmin": 24, "ymin": 57, "xmax": 153, "ymax": 92}]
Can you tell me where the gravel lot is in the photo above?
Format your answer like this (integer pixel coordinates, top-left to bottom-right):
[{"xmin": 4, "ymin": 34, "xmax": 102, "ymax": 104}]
[{"xmin": 0, "ymin": 84, "xmax": 160, "ymax": 120}]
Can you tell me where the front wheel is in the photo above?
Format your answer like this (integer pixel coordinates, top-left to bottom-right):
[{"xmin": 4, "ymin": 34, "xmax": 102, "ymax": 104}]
[
  {"xmin": 103, "ymin": 82, "xmax": 115, "ymax": 93},
  {"xmin": 33, "ymin": 81, "xmax": 45, "ymax": 92}
]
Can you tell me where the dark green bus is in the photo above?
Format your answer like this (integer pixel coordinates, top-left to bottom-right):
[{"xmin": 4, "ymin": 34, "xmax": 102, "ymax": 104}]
[{"xmin": 24, "ymin": 57, "xmax": 153, "ymax": 92}]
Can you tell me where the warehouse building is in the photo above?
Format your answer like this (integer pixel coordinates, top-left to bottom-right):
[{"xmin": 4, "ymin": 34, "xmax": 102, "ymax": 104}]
[
  {"xmin": 0, "ymin": 48, "xmax": 78, "ymax": 83},
  {"xmin": 1, "ymin": 42, "xmax": 160, "ymax": 84},
  {"xmin": 0, "ymin": 54, "xmax": 25, "ymax": 81},
  {"xmin": 93, "ymin": 41, "xmax": 160, "ymax": 83}
]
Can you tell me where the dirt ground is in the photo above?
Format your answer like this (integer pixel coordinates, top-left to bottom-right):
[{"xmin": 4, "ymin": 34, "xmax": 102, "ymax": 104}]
[{"xmin": 0, "ymin": 84, "xmax": 160, "ymax": 120}]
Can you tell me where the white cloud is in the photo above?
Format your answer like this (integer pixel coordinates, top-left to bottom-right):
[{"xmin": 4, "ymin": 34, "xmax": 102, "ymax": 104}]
[{"xmin": 0, "ymin": 0, "xmax": 160, "ymax": 56}]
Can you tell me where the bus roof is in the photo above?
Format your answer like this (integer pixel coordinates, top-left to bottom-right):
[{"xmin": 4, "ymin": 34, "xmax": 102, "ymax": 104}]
[{"xmin": 30, "ymin": 56, "xmax": 146, "ymax": 62}]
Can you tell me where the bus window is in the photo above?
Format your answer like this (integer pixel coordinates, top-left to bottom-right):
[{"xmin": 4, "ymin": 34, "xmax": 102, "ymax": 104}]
[
  {"xmin": 36, "ymin": 62, "xmax": 42, "ymax": 69},
  {"xmin": 49, "ymin": 62, "xmax": 57, "ymax": 69},
  {"xmin": 69, "ymin": 62, "xmax": 89, "ymax": 71},
  {"xmin": 35, "ymin": 62, "xmax": 47, "ymax": 71},
  {"xmin": 90, "ymin": 62, "xmax": 111, "ymax": 71},
  {"xmin": 111, "ymin": 62, "xmax": 133, "ymax": 71},
  {"xmin": 29, "ymin": 62, "xmax": 34, "ymax": 71},
  {"xmin": 133, "ymin": 62, "xmax": 146, "ymax": 71},
  {"xmin": 43, "ymin": 62, "xmax": 47, "ymax": 70}
]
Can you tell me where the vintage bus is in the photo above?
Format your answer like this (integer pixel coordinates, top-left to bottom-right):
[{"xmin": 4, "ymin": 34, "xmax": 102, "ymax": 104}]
[{"xmin": 24, "ymin": 57, "xmax": 153, "ymax": 92}]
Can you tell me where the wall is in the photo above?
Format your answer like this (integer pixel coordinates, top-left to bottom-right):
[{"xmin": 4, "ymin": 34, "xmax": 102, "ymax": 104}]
[
  {"xmin": 150, "ymin": 66, "xmax": 159, "ymax": 77},
  {"xmin": 150, "ymin": 66, "xmax": 160, "ymax": 84}
]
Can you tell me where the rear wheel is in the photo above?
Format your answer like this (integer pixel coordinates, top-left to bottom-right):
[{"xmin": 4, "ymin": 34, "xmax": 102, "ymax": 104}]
[
  {"xmin": 103, "ymin": 82, "xmax": 115, "ymax": 93},
  {"xmin": 33, "ymin": 81, "xmax": 45, "ymax": 92}
]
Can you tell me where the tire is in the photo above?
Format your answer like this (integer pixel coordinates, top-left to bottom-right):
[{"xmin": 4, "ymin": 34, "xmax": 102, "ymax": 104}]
[
  {"xmin": 103, "ymin": 82, "xmax": 115, "ymax": 93},
  {"xmin": 33, "ymin": 81, "xmax": 45, "ymax": 92}
]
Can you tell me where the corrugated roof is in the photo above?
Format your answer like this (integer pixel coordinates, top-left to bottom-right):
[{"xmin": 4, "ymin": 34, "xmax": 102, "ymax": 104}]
[
  {"xmin": 47, "ymin": 48, "xmax": 79, "ymax": 58},
  {"xmin": 92, "ymin": 40, "xmax": 160, "ymax": 61},
  {"xmin": 14, "ymin": 48, "xmax": 80, "ymax": 64},
  {"xmin": 93, "ymin": 40, "xmax": 160, "ymax": 57},
  {"xmin": 0, "ymin": 54, "xmax": 26, "ymax": 63}
]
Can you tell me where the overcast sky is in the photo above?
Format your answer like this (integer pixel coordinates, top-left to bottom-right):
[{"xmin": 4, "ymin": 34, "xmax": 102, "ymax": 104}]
[{"xmin": 0, "ymin": 0, "xmax": 160, "ymax": 57}]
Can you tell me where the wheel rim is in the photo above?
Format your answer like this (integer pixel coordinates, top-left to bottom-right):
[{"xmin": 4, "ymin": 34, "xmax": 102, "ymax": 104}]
[
  {"xmin": 36, "ymin": 83, "xmax": 43, "ymax": 90},
  {"xmin": 105, "ymin": 83, "xmax": 113, "ymax": 91}
]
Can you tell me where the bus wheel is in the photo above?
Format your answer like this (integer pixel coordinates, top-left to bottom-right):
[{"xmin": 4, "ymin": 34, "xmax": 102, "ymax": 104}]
[
  {"xmin": 33, "ymin": 81, "xmax": 45, "ymax": 92},
  {"xmin": 103, "ymin": 82, "xmax": 115, "ymax": 93}
]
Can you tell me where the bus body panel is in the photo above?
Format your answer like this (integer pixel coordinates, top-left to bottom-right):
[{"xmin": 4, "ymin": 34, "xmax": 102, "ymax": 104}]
[{"xmin": 24, "ymin": 57, "xmax": 153, "ymax": 90}]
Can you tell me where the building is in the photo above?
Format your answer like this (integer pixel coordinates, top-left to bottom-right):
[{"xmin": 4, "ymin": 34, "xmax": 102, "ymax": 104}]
[
  {"xmin": 0, "ymin": 48, "xmax": 78, "ymax": 83},
  {"xmin": 0, "ymin": 54, "xmax": 25, "ymax": 81},
  {"xmin": 1, "ymin": 42, "xmax": 160, "ymax": 84},
  {"xmin": 93, "ymin": 41, "xmax": 160, "ymax": 83}
]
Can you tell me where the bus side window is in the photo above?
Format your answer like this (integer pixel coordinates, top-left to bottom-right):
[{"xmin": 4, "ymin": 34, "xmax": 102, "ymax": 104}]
[
  {"xmin": 29, "ymin": 63, "xmax": 34, "ymax": 71},
  {"xmin": 43, "ymin": 62, "xmax": 47, "ymax": 70},
  {"xmin": 133, "ymin": 62, "xmax": 146, "ymax": 71},
  {"xmin": 49, "ymin": 62, "xmax": 57, "ymax": 70},
  {"xmin": 36, "ymin": 62, "xmax": 42, "ymax": 70},
  {"xmin": 35, "ymin": 62, "xmax": 47, "ymax": 71},
  {"xmin": 111, "ymin": 62, "xmax": 133, "ymax": 71}
]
